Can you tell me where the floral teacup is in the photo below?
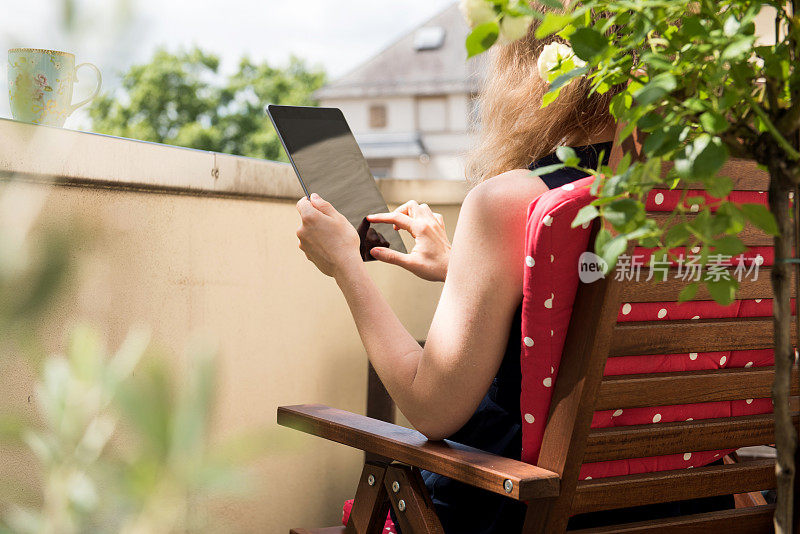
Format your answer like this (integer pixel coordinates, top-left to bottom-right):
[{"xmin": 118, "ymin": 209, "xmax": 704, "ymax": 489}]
[{"xmin": 8, "ymin": 48, "xmax": 101, "ymax": 127}]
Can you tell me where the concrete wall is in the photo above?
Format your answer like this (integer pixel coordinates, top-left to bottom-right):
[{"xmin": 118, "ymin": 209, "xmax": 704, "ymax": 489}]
[{"xmin": 0, "ymin": 119, "xmax": 467, "ymax": 533}]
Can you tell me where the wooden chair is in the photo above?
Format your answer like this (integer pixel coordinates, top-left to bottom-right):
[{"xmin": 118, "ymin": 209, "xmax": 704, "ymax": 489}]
[{"xmin": 278, "ymin": 154, "xmax": 790, "ymax": 533}]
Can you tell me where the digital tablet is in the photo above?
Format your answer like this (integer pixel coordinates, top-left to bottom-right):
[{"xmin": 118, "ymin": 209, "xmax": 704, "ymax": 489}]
[{"xmin": 267, "ymin": 105, "xmax": 407, "ymax": 261}]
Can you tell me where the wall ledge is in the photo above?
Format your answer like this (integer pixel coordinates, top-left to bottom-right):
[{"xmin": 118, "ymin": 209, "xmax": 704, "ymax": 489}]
[{"xmin": 0, "ymin": 119, "xmax": 467, "ymax": 205}]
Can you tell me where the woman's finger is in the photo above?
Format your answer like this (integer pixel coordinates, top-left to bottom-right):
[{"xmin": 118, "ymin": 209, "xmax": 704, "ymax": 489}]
[
  {"xmin": 296, "ymin": 197, "xmax": 318, "ymax": 219},
  {"xmin": 393, "ymin": 200, "xmax": 420, "ymax": 216},
  {"xmin": 433, "ymin": 213, "xmax": 445, "ymax": 226},
  {"xmin": 369, "ymin": 247, "xmax": 414, "ymax": 268},
  {"xmin": 367, "ymin": 212, "xmax": 414, "ymax": 231},
  {"xmin": 310, "ymin": 193, "xmax": 336, "ymax": 216}
]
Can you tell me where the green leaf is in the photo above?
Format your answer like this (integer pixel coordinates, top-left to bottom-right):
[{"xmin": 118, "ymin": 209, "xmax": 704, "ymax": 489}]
[
  {"xmin": 604, "ymin": 198, "xmax": 643, "ymax": 230},
  {"xmin": 706, "ymin": 279, "xmax": 737, "ymax": 306},
  {"xmin": 572, "ymin": 205, "xmax": 599, "ymax": 228},
  {"xmin": 678, "ymin": 283, "xmax": 699, "ymax": 302},
  {"xmin": 638, "ymin": 112, "xmax": 663, "ymax": 131},
  {"xmin": 570, "ymin": 27, "xmax": 608, "ymax": 61},
  {"xmin": 548, "ymin": 66, "xmax": 589, "ymax": 92},
  {"xmin": 691, "ymin": 135, "xmax": 728, "ymax": 179},
  {"xmin": 598, "ymin": 235, "xmax": 628, "ymax": 273},
  {"xmin": 535, "ymin": 13, "xmax": 572, "ymax": 38},
  {"xmin": 700, "ymin": 111, "xmax": 729, "ymax": 134},
  {"xmin": 740, "ymin": 203, "xmax": 779, "ymax": 235},
  {"xmin": 713, "ymin": 235, "xmax": 746, "ymax": 256},
  {"xmin": 466, "ymin": 22, "xmax": 499, "ymax": 58},
  {"xmin": 530, "ymin": 163, "xmax": 566, "ymax": 176},
  {"xmin": 663, "ymin": 224, "xmax": 690, "ymax": 247},
  {"xmin": 723, "ymin": 15, "xmax": 741, "ymax": 37},
  {"xmin": 556, "ymin": 146, "xmax": 579, "ymax": 166},
  {"xmin": 682, "ymin": 17, "xmax": 706, "ymax": 39},
  {"xmin": 538, "ymin": 0, "xmax": 564, "ymax": 9},
  {"xmin": 705, "ymin": 175, "xmax": 734, "ymax": 198},
  {"xmin": 633, "ymin": 73, "xmax": 677, "ymax": 106},
  {"xmin": 642, "ymin": 125, "xmax": 682, "ymax": 157},
  {"xmin": 722, "ymin": 37, "xmax": 755, "ymax": 60}
]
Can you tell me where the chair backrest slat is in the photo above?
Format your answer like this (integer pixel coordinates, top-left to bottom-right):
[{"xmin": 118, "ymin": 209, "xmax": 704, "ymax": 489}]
[
  {"xmin": 620, "ymin": 268, "xmax": 789, "ymax": 302},
  {"xmin": 609, "ymin": 317, "xmax": 784, "ymax": 356},
  {"xmin": 571, "ymin": 459, "xmax": 775, "ymax": 515},
  {"xmin": 583, "ymin": 413, "xmax": 795, "ymax": 463},
  {"xmin": 649, "ymin": 213, "xmax": 771, "ymax": 246},
  {"xmin": 569, "ymin": 506, "xmax": 776, "ymax": 534},
  {"xmin": 654, "ymin": 158, "xmax": 769, "ymax": 191},
  {"xmin": 595, "ymin": 367, "xmax": 799, "ymax": 410}
]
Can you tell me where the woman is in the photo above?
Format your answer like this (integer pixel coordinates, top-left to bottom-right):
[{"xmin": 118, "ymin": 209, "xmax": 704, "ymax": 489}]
[{"xmin": 294, "ymin": 18, "xmax": 617, "ymax": 534}]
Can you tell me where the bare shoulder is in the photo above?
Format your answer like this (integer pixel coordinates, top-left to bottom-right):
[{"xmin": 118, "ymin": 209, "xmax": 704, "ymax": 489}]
[{"xmin": 463, "ymin": 169, "xmax": 549, "ymax": 226}]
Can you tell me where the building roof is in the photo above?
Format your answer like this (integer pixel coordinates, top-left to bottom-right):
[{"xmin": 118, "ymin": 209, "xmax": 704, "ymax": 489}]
[{"xmin": 316, "ymin": 3, "xmax": 488, "ymax": 100}]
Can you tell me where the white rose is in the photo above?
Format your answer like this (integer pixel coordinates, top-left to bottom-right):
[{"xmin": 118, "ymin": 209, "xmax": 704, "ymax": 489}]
[
  {"xmin": 460, "ymin": 0, "xmax": 496, "ymax": 28},
  {"xmin": 499, "ymin": 14, "xmax": 534, "ymax": 44},
  {"xmin": 537, "ymin": 42, "xmax": 587, "ymax": 83}
]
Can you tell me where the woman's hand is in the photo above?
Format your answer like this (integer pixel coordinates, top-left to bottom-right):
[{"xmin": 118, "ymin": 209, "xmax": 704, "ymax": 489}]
[
  {"xmin": 367, "ymin": 200, "xmax": 451, "ymax": 282},
  {"xmin": 296, "ymin": 194, "xmax": 362, "ymax": 278}
]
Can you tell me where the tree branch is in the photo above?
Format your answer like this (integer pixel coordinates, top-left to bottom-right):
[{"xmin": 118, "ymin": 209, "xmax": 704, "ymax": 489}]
[{"xmin": 747, "ymin": 92, "xmax": 800, "ymax": 160}]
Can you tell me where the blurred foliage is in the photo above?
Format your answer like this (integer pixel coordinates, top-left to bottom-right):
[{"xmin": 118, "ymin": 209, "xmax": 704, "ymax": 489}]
[
  {"xmin": 88, "ymin": 48, "xmax": 327, "ymax": 161},
  {"xmin": 0, "ymin": 182, "xmax": 253, "ymax": 532}
]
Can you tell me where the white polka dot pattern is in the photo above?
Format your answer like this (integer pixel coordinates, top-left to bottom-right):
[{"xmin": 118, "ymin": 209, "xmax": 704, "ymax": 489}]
[
  {"xmin": 683, "ymin": 453, "xmax": 692, "ymax": 461},
  {"xmin": 525, "ymin": 256, "xmax": 535, "ymax": 267},
  {"xmin": 654, "ymin": 192, "xmax": 664, "ymax": 205},
  {"xmin": 719, "ymin": 356, "xmax": 727, "ymax": 366},
  {"xmin": 524, "ymin": 337, "xmax": 534, "ymax": 347},
  {"xmin": 543, "ymin": 377, "xmax": 552, "ymax": 387},
  {"xmin": 543, "ymin": 215, "xmax": 553, "ymax": 226},
  {"xmin": 689, "ymin": 353, "xmax": 698, "ymax": 360},
  {"xmin": 657, "ymin": 308, "xmax": 667, "ymax": 319},
  {"xmin": 544, "ymin": 294, "xmax": 554, "ymax": 309},
  {"xmin": 613, "ymin": 409, "xmax": 623, "ymax": 417},
  {"xmin": 653, "ymin": 413, "xmax": 662, "ymax": 423},
  {"xmin": 621, "ymin": 303, "xmax": 632, "ymax": 315},
  {"xmin": 524, "ymin": 413, "xmax": 535, "ymax": 424}
]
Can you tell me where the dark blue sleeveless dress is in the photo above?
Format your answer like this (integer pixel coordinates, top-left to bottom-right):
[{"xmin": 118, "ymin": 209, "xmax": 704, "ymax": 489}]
[{"xmin": 390, "ymin": 142, "xmax": 732, "ymax": 533}]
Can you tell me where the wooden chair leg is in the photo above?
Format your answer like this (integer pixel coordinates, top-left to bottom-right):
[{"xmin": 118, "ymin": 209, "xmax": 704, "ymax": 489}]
[
  {"xmin": 723, "ymin": 454, "xmax": 769, "ymax": 508},
  {"xmin": 347, "ymin": 462, "xmax": 392, "ymax": 534},
  {"xmin": 383, "ymin": 464, "xmax": 444, "ymax": 534}
]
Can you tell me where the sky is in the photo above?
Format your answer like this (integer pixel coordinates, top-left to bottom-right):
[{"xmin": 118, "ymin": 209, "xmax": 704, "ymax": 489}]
[{"xmin": 1, "ymin": 0, "xmax": 456, "ymax": 127}]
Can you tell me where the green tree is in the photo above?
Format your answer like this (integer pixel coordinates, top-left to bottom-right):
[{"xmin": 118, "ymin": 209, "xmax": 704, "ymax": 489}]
[
  {"xmin": 466, "ymin": 0, "xmax": 799, "ymax": 529},
  {"xmin": 89, "ymin": 48, "xmax": 326, "ymax": 161}
]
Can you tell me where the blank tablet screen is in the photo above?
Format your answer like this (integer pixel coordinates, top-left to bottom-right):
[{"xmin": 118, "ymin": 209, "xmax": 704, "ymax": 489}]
[{"xmin": 268, "ymin": 105, "xmax": 406, "ymax": 258}]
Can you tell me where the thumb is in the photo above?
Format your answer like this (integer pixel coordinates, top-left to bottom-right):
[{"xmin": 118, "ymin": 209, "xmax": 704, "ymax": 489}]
[
  {"xmin": 369, "ymin": 247, "xmax": 412, "ymax": 268},
  {"xmin": 310, "ymin": 193, "xmax": 336, "ymax": 216}
]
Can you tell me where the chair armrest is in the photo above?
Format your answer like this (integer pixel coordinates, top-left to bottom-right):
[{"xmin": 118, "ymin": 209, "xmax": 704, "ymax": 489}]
[{"xmin": 277, "ymin": 404, "xmax": 560, "ymax": 501}]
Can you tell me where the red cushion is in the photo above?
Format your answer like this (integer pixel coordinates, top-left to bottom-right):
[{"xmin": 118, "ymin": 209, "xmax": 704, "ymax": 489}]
[{"xmin": 520, "ymin": 177, "xmax": 774, "ymax": 479}]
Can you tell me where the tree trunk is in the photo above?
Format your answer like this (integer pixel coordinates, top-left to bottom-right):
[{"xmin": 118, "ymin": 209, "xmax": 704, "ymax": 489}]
[{"xmin": 771, "ymin": 167, "xmax": 796, "ymax": 533}]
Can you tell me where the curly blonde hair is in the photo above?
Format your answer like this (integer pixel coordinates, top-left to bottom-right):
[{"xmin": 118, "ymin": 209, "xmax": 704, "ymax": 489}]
[{"xmin": 466, "ymin": 9, "xmax": 620, "ymax": 185}]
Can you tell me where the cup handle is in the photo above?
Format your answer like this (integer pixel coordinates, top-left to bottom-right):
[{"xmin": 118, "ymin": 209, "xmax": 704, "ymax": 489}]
[{"xmin": 69, "ymin": 62, "xmax": 102, "ymax": 113}]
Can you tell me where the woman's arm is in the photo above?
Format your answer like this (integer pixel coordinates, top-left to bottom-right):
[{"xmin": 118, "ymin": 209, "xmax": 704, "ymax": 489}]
[{"xmin": 296, "ymin": 171, "xmax": 547, "ymax": 439}]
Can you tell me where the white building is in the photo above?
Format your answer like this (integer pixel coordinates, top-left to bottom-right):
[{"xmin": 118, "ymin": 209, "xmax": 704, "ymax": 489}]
[{"xmin": 317, "ymin": 3, "xmax": 487, "ymax": 180}]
